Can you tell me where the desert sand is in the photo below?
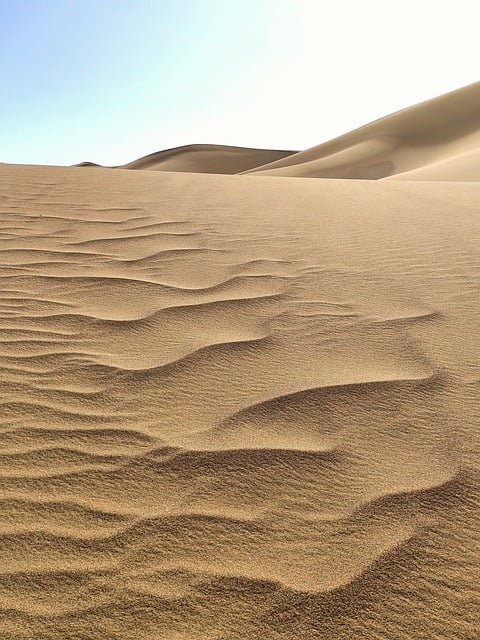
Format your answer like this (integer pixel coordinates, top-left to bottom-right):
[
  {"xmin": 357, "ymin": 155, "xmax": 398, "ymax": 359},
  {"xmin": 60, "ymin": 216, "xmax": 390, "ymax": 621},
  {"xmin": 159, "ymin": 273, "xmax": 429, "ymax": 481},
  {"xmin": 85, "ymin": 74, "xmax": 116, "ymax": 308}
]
[
  {"xmin": 77, "ymin": 144, "xmax": 297, "ymax": 174},
  {"xmin": 1, "ymin": 83, "xmax": 479, "ymax": 639}
]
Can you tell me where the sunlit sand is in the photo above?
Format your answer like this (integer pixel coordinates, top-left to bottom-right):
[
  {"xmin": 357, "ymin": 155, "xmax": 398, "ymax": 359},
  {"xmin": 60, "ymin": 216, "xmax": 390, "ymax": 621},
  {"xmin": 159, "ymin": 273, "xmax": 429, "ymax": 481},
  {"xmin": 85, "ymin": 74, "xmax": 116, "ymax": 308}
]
[{"xmin": 1, "ymin": 82, "xmax": 479, "ymax": 639}]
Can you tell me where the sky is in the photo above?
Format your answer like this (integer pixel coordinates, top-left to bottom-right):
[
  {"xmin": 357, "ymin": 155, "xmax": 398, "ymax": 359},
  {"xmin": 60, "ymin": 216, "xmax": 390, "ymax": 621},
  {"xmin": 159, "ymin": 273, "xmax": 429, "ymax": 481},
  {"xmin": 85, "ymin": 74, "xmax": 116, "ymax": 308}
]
[{"xmin": 1, "ymin": 0, "xmax": 478, "ymax": 166}]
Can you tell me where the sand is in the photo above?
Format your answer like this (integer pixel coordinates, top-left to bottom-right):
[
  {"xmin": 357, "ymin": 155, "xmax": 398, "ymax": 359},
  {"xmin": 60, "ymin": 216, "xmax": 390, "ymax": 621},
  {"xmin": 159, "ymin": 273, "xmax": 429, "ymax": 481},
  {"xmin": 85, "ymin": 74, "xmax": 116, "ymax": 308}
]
[
  {"xmin": 77, "ymin": 144, "xmax": 297, "ymax": 174},
  {"xmin": 1, "ymin": 84, "xmax": 479, "ymax": 639},
  {"xmin": 245, "ymin": 81, "xmax": 480, "ymax": 179}
]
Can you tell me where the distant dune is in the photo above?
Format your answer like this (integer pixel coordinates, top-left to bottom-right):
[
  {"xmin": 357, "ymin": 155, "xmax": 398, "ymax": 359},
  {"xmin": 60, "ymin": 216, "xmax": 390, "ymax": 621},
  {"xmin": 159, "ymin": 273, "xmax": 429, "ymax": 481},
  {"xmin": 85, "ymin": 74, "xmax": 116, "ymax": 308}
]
[
  {"xmin": 77, "ymin": 83, "xmax": 480, "ymax": 182},
  {"xmin": 75, "ymin": 161, "xmax": 102, "ymax": 168},
  {"xmin": 2, "ymin": 83, "xmax": 480, "ymax": 639},
  {"xmin": 77, "ymin": 144, "xmax": 296, "ymax": 174},
  {"xmin": 384, "ymin": 146, "xmax": 480, "ymax": 181},
  {"xmin": 245, "ymin": 81, "xmax": 480, "ymax": 179}
]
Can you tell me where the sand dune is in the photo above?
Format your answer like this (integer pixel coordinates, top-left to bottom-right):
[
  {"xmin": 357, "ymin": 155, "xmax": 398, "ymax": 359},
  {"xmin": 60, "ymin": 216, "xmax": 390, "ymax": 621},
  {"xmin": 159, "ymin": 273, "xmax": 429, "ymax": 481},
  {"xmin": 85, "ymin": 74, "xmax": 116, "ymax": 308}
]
[
  {"xmin": 77, "ymin": 144, "xmax": 296, "ymax": 174},
  {"xmin": 2, "ymin": 84, "xmax": 480, "ymax": 638},
  {"xmin": 244, "ymin": 81, "xmax": 480, "ymax": 179},
  {"xmin": 77, "ymin": 83, "xmax": 480, "ymax": 181},
  {"xmin": 385, "ymin": 145, "xmax": 480, "ymax": 181}
]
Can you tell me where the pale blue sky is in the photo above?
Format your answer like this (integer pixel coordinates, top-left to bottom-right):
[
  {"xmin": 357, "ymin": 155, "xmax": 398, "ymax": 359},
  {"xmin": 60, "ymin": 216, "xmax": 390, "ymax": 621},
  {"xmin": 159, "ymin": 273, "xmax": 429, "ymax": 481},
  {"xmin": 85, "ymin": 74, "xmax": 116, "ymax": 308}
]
[{"xmin": 1, "ymin": 0, "xmax": 478, "ymax": 166}]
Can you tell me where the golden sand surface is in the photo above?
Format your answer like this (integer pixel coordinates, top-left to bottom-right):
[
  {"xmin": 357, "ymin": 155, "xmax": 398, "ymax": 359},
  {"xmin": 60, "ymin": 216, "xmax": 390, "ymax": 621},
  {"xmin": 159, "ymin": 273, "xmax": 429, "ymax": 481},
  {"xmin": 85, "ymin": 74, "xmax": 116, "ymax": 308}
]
[{"xmin": 1, "ymin": 84, "xmax": 479, "ymax": 638}]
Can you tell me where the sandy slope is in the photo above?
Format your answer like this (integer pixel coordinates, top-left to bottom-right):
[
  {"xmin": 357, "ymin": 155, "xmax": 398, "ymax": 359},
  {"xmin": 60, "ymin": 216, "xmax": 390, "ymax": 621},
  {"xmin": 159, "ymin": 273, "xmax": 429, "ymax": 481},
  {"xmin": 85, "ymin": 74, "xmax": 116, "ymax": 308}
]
[
  {"xmin": 76, "ymin": 144, "xmax": 296, "ymax": 174},
  {"xmin": 78, "ymin": 83, "xmax": 480, "ymax": 181},
  {"xmin": 384, "ymin": 146, "xmax": 480, "ymax": 181},
  {"xmin": 0, "ymin": 161, "xmax": 479, "ymax": 639},
  {"xmin": 244, "ymin": 81, "xmax": 480, "ymax": 180}
]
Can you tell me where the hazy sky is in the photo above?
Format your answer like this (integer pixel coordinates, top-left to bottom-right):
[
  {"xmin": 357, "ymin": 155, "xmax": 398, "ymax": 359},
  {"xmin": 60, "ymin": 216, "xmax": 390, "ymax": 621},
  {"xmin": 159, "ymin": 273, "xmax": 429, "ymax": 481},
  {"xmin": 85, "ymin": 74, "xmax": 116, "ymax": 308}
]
[{"xmin": 1, "ymin": 0, "xmax": 478, "ymax": 166}]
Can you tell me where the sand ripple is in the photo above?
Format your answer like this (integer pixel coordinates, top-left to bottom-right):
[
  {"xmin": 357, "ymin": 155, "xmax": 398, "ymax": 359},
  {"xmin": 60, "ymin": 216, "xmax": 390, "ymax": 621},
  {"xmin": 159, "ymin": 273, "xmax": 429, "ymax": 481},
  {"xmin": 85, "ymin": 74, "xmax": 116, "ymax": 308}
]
[{"xmin": 0, "ymin": 164, "xmax": 479, "ymax": 638}]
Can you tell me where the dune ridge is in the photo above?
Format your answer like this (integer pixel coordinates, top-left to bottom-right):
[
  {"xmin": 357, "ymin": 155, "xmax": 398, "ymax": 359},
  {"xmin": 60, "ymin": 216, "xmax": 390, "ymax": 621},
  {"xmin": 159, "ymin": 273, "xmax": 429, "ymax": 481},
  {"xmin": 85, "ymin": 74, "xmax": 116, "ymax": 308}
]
[
  {"xmin": 77, "ymin": 82, "xmax": 480, "ymax": 181},
  {"xmin": 245, "ymin": 81, "xmax": 480, "ymax": 180},
  {"xmin": 76, "ymin": 144, "xmax": 297, "ymax": 174}
]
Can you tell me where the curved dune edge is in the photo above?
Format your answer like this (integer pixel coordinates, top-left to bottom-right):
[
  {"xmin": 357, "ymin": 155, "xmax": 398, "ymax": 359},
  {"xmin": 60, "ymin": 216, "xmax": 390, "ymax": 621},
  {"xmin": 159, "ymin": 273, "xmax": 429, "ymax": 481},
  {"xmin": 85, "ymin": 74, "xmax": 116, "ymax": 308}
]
[
  {"xmin": 73, "ymin": 82, "xmax": 480, "ymax": 181},
  {"xmin": 75, "ymin": 144, "xmax": 297, "ymax": 174},
  {"xmin": 245, "ymin": 81, "xmax": 480, "ymax": 180},
  {"xmin": 383, "ymin": 145, "xmax": 480, "ymax": 181}
]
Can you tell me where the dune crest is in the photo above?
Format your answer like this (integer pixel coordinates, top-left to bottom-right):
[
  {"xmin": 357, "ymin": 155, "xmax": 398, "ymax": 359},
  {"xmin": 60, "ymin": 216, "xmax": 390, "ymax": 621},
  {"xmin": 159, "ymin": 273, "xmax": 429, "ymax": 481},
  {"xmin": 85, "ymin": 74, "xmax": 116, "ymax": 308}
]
[
  {"xmin": 245, "ymin": 81, "xmax": 480, "ymax": 180},
  {"xmin": 76, "ymin": 83, "xmax": 480, "ymax": 181},
  {"xmin": 77, "ymin": 144, "xmax": 296, "ymax": 174}
]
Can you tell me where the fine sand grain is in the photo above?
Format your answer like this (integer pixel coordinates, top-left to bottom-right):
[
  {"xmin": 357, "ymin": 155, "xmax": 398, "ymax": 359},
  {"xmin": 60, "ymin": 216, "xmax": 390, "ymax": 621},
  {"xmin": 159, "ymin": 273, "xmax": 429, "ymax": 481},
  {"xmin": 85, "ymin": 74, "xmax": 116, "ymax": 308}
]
[{"xmin": 1, "ymin": 84, "xmax": 480, "ymax": 639}]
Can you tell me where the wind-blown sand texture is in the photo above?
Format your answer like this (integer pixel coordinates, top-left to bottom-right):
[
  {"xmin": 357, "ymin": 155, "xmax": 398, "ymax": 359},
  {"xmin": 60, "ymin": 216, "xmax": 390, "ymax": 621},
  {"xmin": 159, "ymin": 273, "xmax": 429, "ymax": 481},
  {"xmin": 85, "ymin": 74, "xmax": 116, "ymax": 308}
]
[{"xmin": 1, "ymin": 84, "xmax": 480, "ymax": 639}]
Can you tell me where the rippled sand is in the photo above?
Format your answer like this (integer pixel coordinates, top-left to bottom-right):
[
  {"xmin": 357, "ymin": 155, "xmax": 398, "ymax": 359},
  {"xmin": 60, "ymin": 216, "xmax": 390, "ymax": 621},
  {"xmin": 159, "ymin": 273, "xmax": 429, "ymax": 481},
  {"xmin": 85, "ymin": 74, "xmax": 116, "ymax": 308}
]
[{"xmin": 1, "ymin": 154, "xmax": 480, "ymax": 638}]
